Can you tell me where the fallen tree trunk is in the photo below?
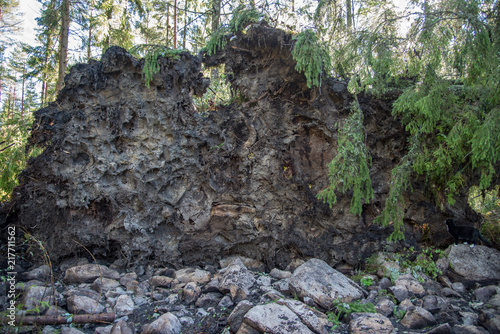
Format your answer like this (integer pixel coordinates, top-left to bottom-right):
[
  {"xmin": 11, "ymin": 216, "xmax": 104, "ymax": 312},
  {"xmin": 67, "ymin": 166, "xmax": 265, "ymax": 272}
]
[{"xmin": 0, "ymin": 313, "xmax": 115, "ymax": 326}]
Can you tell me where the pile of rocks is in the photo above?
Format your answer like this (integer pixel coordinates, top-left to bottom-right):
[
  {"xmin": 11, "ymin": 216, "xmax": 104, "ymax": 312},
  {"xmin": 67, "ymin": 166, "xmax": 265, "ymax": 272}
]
[{"xmin": 2, "ymin": 245, "xmax": 500, "ymax": 334}]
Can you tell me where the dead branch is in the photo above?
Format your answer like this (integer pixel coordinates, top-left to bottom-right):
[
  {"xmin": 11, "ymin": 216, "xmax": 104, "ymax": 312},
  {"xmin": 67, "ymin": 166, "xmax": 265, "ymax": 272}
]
[{"xmin": 1, "ymin": 313, "xmax": 115, "ymax": 326}]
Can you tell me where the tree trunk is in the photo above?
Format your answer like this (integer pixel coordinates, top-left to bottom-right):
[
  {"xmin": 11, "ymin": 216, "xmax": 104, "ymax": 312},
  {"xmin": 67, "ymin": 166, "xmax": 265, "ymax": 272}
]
[
  {"xmin": 56, "ymin": 0, "xmax": 70, "ymax": 92},
  {"xmin": 166, "ymin": 3, "xmax": 170, "ymax": 47},
  {"xmin": 21, "ymin": 63, "xmax": 25, "ymax": 119},
  {"xmin": 346, "ymin": 0, "xmax": 353, "ymax": 30},
  {"xmin": 173, "ymin": 0, "xmax": 178, "ymax": 49},
  {"xmin": 88, "ymin": 7, "xmax": 93, "ymax": 61},
  {"xmin": 182, "ymin": 0, "xmax": 188, "ymax": 49}
]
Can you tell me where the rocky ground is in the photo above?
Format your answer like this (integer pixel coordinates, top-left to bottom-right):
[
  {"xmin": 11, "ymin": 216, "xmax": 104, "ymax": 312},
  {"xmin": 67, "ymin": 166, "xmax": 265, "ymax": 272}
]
[{"xmin": 1, "ymin": 244, "xmax": 500, "ymax": 334}]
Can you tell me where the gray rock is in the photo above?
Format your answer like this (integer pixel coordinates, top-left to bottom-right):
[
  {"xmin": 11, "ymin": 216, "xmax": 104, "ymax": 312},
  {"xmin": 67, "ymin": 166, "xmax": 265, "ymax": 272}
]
[
  {"xmin": 394, "ymin": 276, "xmax": 426, "ymax": 297},
  {"xmin": 44, "ymin": 305, "xmax": 67, "ymax": 316},
  {"xmin": 269, "ymin": 268, "xmax": 291, "ymax": 280},
  {"xmin": 389, "ymin": 285, "xmax": 409, "ymax": 303},
  {"xmin": 426, "ymin": 323, "xmax": 452, "ymax": 334},
  {"xmin": 349, "ymin": 313, "xmax": 394, "ymax": 334},
  {"xmin": 60, "ymin": 328, "xmax": 86, "ymax": 334},
  {"xmin": 423, "ymin": 295, "xmax": 447, "ymax": 314},
  {"xmin": 174, "ymin": 268, "xmax": 212, "ymax": 285},
  {"xmin": 272, "ymin": 279, "xmax": 290, "ymax": 295},
  {"xmin": 91, "ymin": 277, "xmax": 121, "ymax": 292},
  {"xmin": 452, "ymin": 325, "xmax": 489, "ymax": 334},
  {"xmin": 242, "ymin": 303, "xmax": 315, "ymax": 334},
  {"xmin": 64, "ymin": 264, "xmax": 120, "ymax": 283},
  {"xmin": 441, "ymin": 287, "xmax": 462, "ymax": 298},
  {"xmin": 375, "ymin": 297, "xmax": 395, "ymax": 317},
  {"xmin": 195, "ymin": 293, "xmax": 221, "ymax": 308},
  {"xmin": 120, "ymin": 272, "xmax": 139, "ymax": 290},
  {"xmin": 288, "ymin": 258, "xmax": 364, "ymax": 309},
  {"xmin": 66, "ymin": 294, "xmax": 105, "ymax": 314},
  {"xmin": 277, "ymin": 298, "xmax": 331, "ymax": 334},
  {"xmin": 474, "ymin": 285, "xmax": 498, "ymax": 302},
  {"xmin": 236, "ymin": 323, "xmax": 260, "ymax": 334},
  {"xmin": 183, "ymin": 282, "xmax": 201, "ymax": 304},
  {"xmin": 110, "ymin": 320, "xmax": 135, "ymax": 334},
  {"xmin": 227, "ymin": 300, "xmax": 254, "ymax": 333},
  {"xmin": 219, "ymin": 259, "xmax": 256, "ymax": 303},
  {"xmin": 94, "ymin": 325, "xmax": 114, "ymax": 334},
  {"xmin": 478, "ymin": 308, "xmax": 500, "ymax": 334},
  {"xmin": 401, "ymin": 306, "xmax": 437, "ymax": 329},
  {"xmin": 142, "ymin": 312, "xmax": 181, "ymax": 334},
  {"xmin": 23, "ymin": 286, "xmax": 55, "ymax": 312},
  {"xmin": 23, "ymin": 265, "xmax": 52, "ymax": 281},
  {"xmin": 447, "ymin": 245, "xmax": 500, "ymax": 281},
  {"xmin": 178, "ymin": 316, "xmax": 194, "ymax": 327},
  {"xmin": 149, "ymin": 276, "xmax": 173, "ymax": 288},
  {"xmin": 114, "ymin": 295, "xmax": 134, "ymax": 317},
  {"xmin": 452, "ymin": 282, "xmax": 466, "ymax": 293},
  {"xmin": 218, "ymin": 295, "xmax": 234, "ymax": 308}
]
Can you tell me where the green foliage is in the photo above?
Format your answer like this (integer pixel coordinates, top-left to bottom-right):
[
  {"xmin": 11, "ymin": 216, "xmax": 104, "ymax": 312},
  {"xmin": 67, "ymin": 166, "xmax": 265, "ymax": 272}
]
[
  {"xmin": 318, "ymin": 98, "xmax": 374, "ymax": 215},
  {"xmin": 203, "ymin": 5, "xmax": 264, "ymax": 57},
  {"xmin": 291, "ymin": 29, "xmax": 332, "ymax": 88},
  {"xmin": 0, "ymin": 114, "xmax": 43, "ymax": 202},
  {"xmin": 327, "ymin": 300, "xmax": 376, "ymax": 326},
  {"xmin": 134, "ymin": 45, "xmax": 186, "ymax": 88},
  {"xmin": 360, "ymin": 277, "xmax": 374, "ymax": 288}
]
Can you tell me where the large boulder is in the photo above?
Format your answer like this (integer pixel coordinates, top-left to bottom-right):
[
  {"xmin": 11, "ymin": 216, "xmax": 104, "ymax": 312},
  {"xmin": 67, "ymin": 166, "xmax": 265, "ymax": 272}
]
[
  {"xmin": 288, "ymin": 258, "xmax": 365, "ymax": 308},
  {"xmin": 446, "ymin": 245, "xmax": 500, "ymax": 281}
]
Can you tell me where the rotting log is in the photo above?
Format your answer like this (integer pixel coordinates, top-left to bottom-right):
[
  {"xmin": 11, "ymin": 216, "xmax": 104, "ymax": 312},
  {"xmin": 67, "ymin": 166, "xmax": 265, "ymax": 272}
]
[{"xmin": 0, "ymin": 313, "xmax": 115, "ymax": 326}]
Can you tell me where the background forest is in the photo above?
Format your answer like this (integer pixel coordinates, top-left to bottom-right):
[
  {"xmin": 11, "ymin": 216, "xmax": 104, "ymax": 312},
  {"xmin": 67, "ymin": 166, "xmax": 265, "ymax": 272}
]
[{"xmin": 1, "ymin": 0, "xmax": 499, "ymax": 242}]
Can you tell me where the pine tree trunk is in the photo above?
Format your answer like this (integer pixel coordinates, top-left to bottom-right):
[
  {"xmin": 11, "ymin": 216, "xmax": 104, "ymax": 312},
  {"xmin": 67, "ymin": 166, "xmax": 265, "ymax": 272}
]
[
  {"xmin": 182, "ymin": 0, "xmax": 188, "ymax": 49},
  {"xmin": 173, "ymin": 0, "xmax": 178, "ymax": 49},
  {"xmin": 56, "ymin": 0, "xmax": 70, "ymax": 92},
  {"xmin": 166, "ymin": 3, "xmax": 170, "ymax": 47},
  {"xmin": 346, "ymin": 0, "xmax": 353, "ymax": 30},
  {"xmin": 21, "ymin": 64, "xmax": 25, "ymax": 119},
  {"xmin": 87, "ymin": 7, "xmax": 93, "ymax": 61}
]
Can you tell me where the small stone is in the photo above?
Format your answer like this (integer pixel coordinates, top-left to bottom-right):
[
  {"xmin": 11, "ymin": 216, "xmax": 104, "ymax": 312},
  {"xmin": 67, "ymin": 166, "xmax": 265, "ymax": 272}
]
[
  {"xmin": 452, "ymin": 325, "xmax": 489, "ymax": 334},
  {"xmin": 349, "ymin": 312, "xmax": 394, "ymax": 334},
  {"xmin": 149, "ymin": 276, "xmax": 173, "ymax": 288},
  {"xmin": 178, "ymin": 316, "xmax": 194, "ymax": 327},
  {"xmin": 242, "ymin": 303, "xmax": 314, "ymax": 334},
  {"xmin": 441, "ymin": 287, "xmax": 462, "ymax": 298},
  {"xmin": 218, "ymin": 295, "xmax": 234, "ymax": 308},
  {"xmin": 110, "ymin": 320, "xmax": 134, "ymax": 334},
  {"xmin": 389, "ymin": 285, "xmax": 409, "ymax": 303},
  {"xmin": 94, "ymin": 325, "xmax": 114, "ymax": 334},
  {"xmin": 114, "ymin": 295, "xmax": 134, "ymax": 317},
  {"xmin": 452, "ymin": 282, "xmax": 466, "ymax": 293},
  {"xmin": 23, "ymin": 285, "xmax": 56, "ymax": 313},
  {"xmin": 23, "ymin": 265, "xmax": 52, "ymax": 281},
  {"xmin": 120, "ymin": 272, "xmax": 138, "ymax": 289},
  {"xmin": 60, "ymin": 328, "xmax": 86, "ymax": 334},
  {"xmin": 395, "ymin": 276, "xmax": 426, "ymax": 297},
  {"xmin": 44, "ymin": 305, "xmax": 67, "ymax": 316},
  {"xmin": 142, "ymin": 312, "xmax": 181, "ymax": 334},
  {"xmin": 64, "ymin": 264, "xmax": 120, "ymax": 283},
  {"xmin": 269, "ymin": 268, "xmax": 291, "ymax": 280},
  {"xmin": 227, "ymin": 300, "xmax": 254, "ymax": 333},
  {"xmin": 426, "ymin": 323, "xmax": 452, "ymax": 334},
  {"xmin": 91, "ymin": 277, "xmax": 120, "ymax": 292},
  {"xmin": 174, "ymin": 268, "xmax": 212, "ymax": 285},
  {"xmin": 400, "ymin": 306, "xmax": 437, "ymax": 329},
  {"xmin": 422, "ymin": 295, "xmax": 447, "ymax": 314},
  {"xmin": 272, "ymin": 279, "xmax": 290, "ymax": 295},
  {"xmin": 66, "ymin": 295, "xmax": 105, "ymax": 314},
  {"xmin": 474, "ymin": 285, "xmax": 498, "ymax": 302},
  {"xmin": 375, "ymin": 297, "xmax": 395, "ymax": 317},
  {"xmin": 195, "ymin": 293, "xmax": 222, "ymax": 308},
  {"xmin": 183, "ymin": 282, "xmax": 201, "ymax": 304}
]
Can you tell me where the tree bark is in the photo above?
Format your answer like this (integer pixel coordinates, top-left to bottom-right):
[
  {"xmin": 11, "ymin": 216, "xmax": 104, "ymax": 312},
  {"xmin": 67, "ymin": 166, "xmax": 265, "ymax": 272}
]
[
  {"xmin": 56, "ymin": 0, "xmax": 70, "ymax": 92},
  {"xmin": 173, "ymin": 0, "xmax": 178, "ymax": 48},
  {"xmin": 0, "ymin": 313, "xmax": 115, "ymax": 326}
]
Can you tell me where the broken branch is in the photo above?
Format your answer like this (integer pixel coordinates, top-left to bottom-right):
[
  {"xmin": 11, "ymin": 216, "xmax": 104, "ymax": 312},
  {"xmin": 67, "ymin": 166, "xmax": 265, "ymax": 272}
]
[{"xmin": 1, "ymin": 313, "xmax": 115, "ymax": 326}]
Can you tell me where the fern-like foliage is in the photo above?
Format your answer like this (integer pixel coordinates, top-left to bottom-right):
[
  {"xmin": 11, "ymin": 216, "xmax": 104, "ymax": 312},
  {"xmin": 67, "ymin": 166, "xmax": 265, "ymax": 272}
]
[
  {"xmin": 291, "ymin": 29, "xmax": 332, "ymax": 88},
  {"xmin": 203, "ymin": 5, "xmax": 264, "ymax": 57},
  {"xmin": 317, "ymin": 98, "xmax": 374, "ymax": 215},
  {"xmin": 131, "ymin": 45, "xmax": 186, "ymax": 88},
  {"xmin": 375, "ymin": 135, "xmax": 420, "ymax": 241}
]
